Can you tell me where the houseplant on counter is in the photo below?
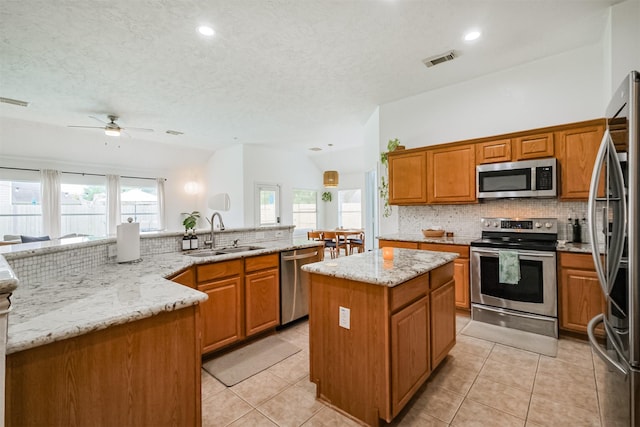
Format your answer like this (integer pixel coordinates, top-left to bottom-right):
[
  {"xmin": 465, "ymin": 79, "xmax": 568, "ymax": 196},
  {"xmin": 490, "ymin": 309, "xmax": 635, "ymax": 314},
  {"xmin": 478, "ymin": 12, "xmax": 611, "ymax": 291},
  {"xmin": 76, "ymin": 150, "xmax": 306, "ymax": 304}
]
[
  {"xmin": 379, "ymin": 138, "xmax": 401, "ymax": 217},
  {"xmin": 181, "ymin": 211, "xmax": 200, "ymax": 232},
  {"xmin": 321, "ymin": 191, "xmax": 332, "ymax": 202}
]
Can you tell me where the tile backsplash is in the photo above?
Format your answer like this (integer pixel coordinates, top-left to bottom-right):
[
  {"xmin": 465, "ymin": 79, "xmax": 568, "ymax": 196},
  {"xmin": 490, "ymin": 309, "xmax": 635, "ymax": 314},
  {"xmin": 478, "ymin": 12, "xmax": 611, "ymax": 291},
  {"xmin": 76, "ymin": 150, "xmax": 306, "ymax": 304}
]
[{"xmin": 399, "ymin": 198, "xmax": 590, "ymax": 240}]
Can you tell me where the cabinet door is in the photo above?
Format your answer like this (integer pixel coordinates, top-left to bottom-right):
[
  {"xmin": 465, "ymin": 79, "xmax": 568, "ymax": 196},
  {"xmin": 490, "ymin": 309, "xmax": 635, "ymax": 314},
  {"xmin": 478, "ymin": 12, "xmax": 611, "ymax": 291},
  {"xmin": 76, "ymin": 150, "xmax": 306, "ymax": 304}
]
[
  {"xmin": 388, "ymin": 151, "xmax": 427, "ymax": 204},
  {"xmin": 391, "ymin": 295, "xmax": 430, "ymax": 416},
  {"xmin": 454, "ymin": 259, "xmax": 470, "ymax": 310},
  {"xmin": 427, "ymin": 144, "xmax": 476, "ymax": 203},
  {"xmin": 559, "ymin": 267, "xmax": 605, "ymax": 335},
  {"xmin": 476, "ymin": 139, "xmax": 512, "ymax": 164},
  {"xmin": 198, "ymin": 277, "xmax": 243, "ymax": 353},
  {"xmin": 169, "ymin": 267, "xmax": 195, "ymax": 288},
  {"xmin": 430, "ymin": 280, "xmax": 456, "ymax": 368},
  {"xmin": 245, "ymin": 268, "xmax": 280, "ymax": 336},
  {"xmin": 557, "ymin": 124, "xmax": 605, "ymax": 200},
  {"xmin": 513, "ymin": 132, "xmax": 554, "ymax": 160}
]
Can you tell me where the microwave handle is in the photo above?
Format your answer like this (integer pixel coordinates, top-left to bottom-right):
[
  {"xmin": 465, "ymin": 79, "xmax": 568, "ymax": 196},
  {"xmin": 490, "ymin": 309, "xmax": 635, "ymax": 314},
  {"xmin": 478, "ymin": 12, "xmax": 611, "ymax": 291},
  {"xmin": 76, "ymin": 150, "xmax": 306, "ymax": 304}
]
[{"xmin": 531, "ymin": 165, "xmax": 537, "ymax": 191}]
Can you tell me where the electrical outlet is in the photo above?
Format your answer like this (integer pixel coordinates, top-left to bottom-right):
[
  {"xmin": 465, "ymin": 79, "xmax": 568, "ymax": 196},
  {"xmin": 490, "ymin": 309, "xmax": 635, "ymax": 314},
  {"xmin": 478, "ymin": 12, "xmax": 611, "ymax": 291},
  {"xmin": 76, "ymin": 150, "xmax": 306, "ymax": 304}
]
[
  {"xmin": 255, "ymin": 231, "xmax": 265, "ymax": 239},
  {"xmin": 275, "ymin": 230, "xmax": 284, "ymax": 237},
  {"xmin": 339, "ymin": 306, "xmax": 350, "ymax": 329},
  {"xmin": 108, "ymin": 245, "xmax": 117, "ymax": 258}
]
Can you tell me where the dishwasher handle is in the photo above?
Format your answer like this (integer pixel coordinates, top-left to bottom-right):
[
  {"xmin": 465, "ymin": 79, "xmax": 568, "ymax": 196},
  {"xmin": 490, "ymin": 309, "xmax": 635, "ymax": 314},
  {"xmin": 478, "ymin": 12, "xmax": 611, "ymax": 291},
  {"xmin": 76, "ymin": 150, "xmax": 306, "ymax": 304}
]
[{"xmin": 281, "ymin": 250, "xmax": 319, "ymax": 262}]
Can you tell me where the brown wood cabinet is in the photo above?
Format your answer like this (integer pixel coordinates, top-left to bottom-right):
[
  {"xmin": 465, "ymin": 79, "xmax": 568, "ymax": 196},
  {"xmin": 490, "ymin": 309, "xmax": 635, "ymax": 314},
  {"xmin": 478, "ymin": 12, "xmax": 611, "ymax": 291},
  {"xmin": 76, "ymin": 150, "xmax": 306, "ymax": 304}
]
[
  {"xmin": 245, "ymin": 253, "xmax": 280, "ymax": 336},
  {"xmin": 6, "ymin": 307, "xmax": 201, "ymax": 426},
  {"xmin": 558, "ymin": 252, "xmax": 606, "ymax": 336},
  {"xmin": 476, "ymin": 138, "xmax": 512, "ymax": 164},
  {"xmin": 379, "ymin": 239, "xmax": 418, "ymax": 249},
  {"xmin": 309, "ymin": 262, "xmax": 455, "ymax": 425},
  {"xmin": 196, "ymin": 260, "xmax": 244, "ymax": 353},
  {"xmin": 388, "ymin": 150, "xmax": 427, "ymax": 204},
  {"xmin": 556, "ymin": 121, "xmax": 605, "ymax": 200},
  {"xmin": 194, "ymin": 254, "xmax": 280, "ymax": 355},
  {"xmin": 426, "ymin": 144, "xmax": 476, "ymax": 203},
  {"xmin": 513, "ymin": 132, "xmax": 554, "ymax": 160},
  {"xmin": 168, "ymin": 267, "xmax": 195, "ymax": 288}
]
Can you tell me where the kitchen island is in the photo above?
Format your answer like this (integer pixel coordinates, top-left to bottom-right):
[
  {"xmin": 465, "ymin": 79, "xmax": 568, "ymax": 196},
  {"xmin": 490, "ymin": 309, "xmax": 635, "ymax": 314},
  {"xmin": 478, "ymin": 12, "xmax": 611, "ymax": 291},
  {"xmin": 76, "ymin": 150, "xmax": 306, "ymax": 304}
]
[{"xmin": 302, "ymin": 248, "xmax": 458, "ymax": 426}]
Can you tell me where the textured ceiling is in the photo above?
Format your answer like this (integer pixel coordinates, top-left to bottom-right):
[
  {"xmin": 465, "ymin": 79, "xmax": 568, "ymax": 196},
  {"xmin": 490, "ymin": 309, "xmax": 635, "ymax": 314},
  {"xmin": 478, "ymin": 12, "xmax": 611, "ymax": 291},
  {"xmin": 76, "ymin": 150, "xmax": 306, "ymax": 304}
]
[{"xmin": 0, "ymin": 0, "xmax": 617, "ymax": 154}]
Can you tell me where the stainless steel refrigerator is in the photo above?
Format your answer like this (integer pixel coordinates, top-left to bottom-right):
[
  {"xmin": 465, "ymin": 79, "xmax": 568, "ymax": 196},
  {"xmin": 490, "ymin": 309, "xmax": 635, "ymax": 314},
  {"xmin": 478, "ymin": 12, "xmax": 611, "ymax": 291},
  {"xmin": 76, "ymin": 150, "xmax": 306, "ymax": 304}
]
[{"xmin": 587, "ymin": 70, "xmax": 639, "ymax": 426}]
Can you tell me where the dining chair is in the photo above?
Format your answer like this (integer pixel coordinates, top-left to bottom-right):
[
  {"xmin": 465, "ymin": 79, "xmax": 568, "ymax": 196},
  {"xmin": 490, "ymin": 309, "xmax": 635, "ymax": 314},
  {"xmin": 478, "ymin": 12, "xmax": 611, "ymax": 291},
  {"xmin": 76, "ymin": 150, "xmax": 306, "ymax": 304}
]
[
  {"xmin": 323, "ymin": 231, "xmax": 348, "ymax": 258},
  {"xmin": 348, "ymin": 232, "xmax": 365, "ymax": 254},
  {"xmin": 307, "ymin": 230, "xmax": 323, "ymax": 241}
]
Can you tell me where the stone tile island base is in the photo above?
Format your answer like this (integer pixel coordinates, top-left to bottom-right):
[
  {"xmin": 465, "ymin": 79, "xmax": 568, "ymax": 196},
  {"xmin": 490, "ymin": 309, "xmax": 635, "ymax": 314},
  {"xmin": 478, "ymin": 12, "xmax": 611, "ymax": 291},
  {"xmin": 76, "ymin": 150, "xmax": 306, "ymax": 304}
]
[
  {"xmin": 5, "ymin": 305, "xmax": 201, "ymax": 426},
  {"xmin": 307, "ymin": 256, "xmax": 456, "ymax": 426}
]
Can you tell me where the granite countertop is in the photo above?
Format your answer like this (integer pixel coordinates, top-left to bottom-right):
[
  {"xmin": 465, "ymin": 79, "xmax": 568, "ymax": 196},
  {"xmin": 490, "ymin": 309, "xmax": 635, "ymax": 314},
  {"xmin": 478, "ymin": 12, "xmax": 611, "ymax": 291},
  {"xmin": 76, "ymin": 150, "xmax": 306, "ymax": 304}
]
[
  {"xmin": 301, "ymin": 248, "xmax": 458, "ymax": 287},
  {"xmin": 5, "ymin": 239, "xmax": 323, "ymax": 355},
  {"xmin": 557, "ymin": 242, "xmax": 599, "ymax": 254},
  {"xmin": 377, "ymin": 233, "xmax": 477, "ymax": 246},
  {"xmin": 0, "ymin": 257, "xmax": 18, "ymax": 294}
]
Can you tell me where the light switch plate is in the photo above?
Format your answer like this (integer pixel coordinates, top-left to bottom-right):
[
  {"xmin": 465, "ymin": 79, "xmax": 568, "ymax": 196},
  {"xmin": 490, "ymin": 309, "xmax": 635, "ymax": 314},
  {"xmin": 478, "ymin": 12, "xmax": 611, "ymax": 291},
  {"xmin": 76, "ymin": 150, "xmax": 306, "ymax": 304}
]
[{"xmin": 339, "ymin": 306, "xmax": 350, "ymax": 329}]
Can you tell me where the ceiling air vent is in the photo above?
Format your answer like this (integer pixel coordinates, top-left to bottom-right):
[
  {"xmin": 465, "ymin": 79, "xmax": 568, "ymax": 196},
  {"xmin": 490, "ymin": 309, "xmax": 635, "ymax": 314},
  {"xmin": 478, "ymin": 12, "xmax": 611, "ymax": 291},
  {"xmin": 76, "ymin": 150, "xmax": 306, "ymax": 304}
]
[
  {"xmin": 0, "ymin": 97, "xmax": 29, "ymax": 107},
  {"xmin": 422, "ymin": 51, "xmax": 456, "ymax": 68},
  {"xmin": 165, "ymin": 130, "xmax": 184, "ymax": 135}
]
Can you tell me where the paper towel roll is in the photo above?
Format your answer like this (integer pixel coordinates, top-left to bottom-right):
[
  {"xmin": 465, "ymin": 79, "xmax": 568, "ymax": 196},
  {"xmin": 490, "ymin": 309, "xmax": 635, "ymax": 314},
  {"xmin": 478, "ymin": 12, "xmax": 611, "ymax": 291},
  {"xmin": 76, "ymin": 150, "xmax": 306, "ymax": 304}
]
[{"xmin": 117, "ymin": 221, "xmax": 141, "ymax": 263}]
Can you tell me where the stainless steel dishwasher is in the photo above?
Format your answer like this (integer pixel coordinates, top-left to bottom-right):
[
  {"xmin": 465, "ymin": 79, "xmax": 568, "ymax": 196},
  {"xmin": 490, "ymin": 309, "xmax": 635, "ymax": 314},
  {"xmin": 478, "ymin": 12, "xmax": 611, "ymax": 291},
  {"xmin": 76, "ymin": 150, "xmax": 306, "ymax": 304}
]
[{"xmin": 280, "ymin": 246, "xmax": 322, "ymax": 325}]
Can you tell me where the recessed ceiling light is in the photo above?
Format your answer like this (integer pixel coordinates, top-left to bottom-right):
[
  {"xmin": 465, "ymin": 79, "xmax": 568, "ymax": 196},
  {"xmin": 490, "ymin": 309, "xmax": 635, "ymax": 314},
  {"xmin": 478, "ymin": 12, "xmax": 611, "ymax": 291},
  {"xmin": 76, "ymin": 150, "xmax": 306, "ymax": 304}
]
[
  {"xmin": 464, "ymin": 31, "xmax": 481, "ymax": 41},
  {"xmin": 197, "ymin": 26, "xmax": 215, "ymax": 37}
]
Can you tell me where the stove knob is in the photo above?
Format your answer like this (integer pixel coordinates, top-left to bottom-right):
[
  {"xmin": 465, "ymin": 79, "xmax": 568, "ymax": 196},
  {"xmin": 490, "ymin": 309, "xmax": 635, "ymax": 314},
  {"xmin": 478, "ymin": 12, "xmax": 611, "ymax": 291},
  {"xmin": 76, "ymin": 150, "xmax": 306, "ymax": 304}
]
[
  {"xmin": 544, "ymin": 222, "xmax": 553, "ymax": 229},
  {"xmin": 535, "ymin": 222, "xmax": 542, "ymax": 228},
  {"xmin": 493, "ymin": 222, "xmax": 499, "ymax": 227}
]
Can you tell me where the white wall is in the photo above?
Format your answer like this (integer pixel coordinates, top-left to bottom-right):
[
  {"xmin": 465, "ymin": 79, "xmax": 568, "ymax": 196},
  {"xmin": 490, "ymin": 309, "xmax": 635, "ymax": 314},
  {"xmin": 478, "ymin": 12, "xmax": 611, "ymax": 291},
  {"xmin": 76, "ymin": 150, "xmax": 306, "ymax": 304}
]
[
  {"xmin": 0, "ymin": 117, "xmax": 213, "ymax": 232},
  {"xmin": 609, "ymin": 0, "xmax": 640, "ymax": 93},
  {"xmin": 205, "ymin": 144, "xmax": 245, "ymax": 228}
]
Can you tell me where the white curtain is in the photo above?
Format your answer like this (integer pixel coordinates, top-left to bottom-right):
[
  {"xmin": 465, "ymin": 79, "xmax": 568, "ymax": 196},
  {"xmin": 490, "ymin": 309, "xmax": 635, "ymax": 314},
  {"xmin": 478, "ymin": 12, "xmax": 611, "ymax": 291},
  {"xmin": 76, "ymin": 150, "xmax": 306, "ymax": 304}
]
[
  {"xmin": 106, "ymin": 174, "xmax": 121, "ymax": 236},
  {"xmin": 156, "ymin": 177, "xmax": 166, "ymax": 231},
  {"xmin": 41, "ymin": 169, "xmax": 61, "ymax": 238}
]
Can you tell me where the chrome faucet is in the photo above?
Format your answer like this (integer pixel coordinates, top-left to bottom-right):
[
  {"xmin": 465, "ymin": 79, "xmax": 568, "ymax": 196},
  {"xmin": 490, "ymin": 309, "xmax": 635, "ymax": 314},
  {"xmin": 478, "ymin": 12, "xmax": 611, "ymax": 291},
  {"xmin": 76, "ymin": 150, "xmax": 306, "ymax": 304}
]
[{"xmin": 206, "ymin": 212, "xmax": 225, "ymax": 248}]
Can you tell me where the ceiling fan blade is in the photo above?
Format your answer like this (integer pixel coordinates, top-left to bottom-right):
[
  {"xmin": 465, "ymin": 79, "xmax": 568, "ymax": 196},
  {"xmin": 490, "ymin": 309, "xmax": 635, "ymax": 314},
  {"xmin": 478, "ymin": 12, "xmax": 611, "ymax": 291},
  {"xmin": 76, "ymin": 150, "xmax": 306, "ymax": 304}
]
[
  {"xmin": 89, "ymin": 115, "xmax": 109, "ymax": 125},
  {"xmin": 122, "ymin": 127, "xmax": 154, "ymax": 132},
  {"xmin": 67, "ymin": 125, "xmax": 104, "ymax": 129}
]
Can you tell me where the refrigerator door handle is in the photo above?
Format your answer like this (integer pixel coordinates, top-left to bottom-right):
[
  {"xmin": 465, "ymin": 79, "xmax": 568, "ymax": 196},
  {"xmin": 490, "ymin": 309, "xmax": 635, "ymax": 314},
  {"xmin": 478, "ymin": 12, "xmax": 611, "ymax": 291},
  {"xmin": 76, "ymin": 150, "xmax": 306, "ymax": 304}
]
[
  {"xmin": 588, "ymin": 129, "xmax": 610, "ymax": 294},
  {"xmin": 587, "ymin": 313, "xmax": 627, "ymax": 376}
]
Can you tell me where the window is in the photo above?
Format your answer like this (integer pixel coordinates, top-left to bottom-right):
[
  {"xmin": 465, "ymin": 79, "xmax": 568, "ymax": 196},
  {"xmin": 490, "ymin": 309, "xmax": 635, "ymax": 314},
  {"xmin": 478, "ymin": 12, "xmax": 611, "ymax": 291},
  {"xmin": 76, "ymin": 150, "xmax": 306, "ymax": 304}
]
[
  {"xmin": 60, "ymin": 182, "xmax": 107, "ymax": 236},
  {"xmin": 338, "ymin": 189, "xmax": 362, "ymax": 229},
  {"xmin": 0, "ymin": 179, "xmax": 43, "ymax": 237},
  {"xmin": 292, "ymin": 189, "xmax": 317, "ymax": 230},
  {"xmin": 121, "ymin": 180, "xmax": 160, "ymax": 232},
  {"xmin": 256, "ymin": 183, "xmax": 280, "ymax": 226}
]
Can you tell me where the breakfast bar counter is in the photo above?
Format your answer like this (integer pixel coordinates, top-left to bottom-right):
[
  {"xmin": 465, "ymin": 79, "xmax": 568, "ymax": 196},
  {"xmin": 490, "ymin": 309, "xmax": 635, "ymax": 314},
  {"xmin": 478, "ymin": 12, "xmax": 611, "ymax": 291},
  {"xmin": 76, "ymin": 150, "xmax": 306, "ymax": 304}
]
[{"xmin": 302, "ymin": 249, "xmax": 458, "ymax": 426}]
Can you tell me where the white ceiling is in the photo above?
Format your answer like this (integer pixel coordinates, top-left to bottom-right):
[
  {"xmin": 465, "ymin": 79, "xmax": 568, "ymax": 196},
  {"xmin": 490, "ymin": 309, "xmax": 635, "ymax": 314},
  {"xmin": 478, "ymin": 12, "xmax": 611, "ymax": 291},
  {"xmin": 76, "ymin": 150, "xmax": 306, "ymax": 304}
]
[{"xmin": 0, "ymin": 0, "xmax": 618, "ymax": 155}]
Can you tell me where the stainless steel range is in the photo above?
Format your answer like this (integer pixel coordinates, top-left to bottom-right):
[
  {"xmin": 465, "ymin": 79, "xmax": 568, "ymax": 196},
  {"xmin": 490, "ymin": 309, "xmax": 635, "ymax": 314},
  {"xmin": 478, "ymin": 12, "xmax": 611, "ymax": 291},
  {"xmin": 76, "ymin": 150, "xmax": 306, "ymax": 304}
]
[{"xmin": 470, "ymin": 217, "xmax": 558, "ymax": 338}]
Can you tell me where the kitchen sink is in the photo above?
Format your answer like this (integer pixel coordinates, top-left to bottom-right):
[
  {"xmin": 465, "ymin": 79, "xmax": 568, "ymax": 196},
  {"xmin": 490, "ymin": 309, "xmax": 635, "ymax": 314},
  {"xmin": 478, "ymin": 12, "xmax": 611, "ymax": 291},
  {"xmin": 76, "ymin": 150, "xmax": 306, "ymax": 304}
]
[{"xmin": 184, "ymin": 246, "xmax": 264, "ymax": 257}]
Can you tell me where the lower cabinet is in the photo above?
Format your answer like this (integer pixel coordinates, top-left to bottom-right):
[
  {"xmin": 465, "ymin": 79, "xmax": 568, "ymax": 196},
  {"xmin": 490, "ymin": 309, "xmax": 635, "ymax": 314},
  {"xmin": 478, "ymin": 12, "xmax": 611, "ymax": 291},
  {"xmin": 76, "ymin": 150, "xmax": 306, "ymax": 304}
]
[
  {"xmin": 558, "ymin": 252, "xmax": 605, "ymax": 336},
  {"xmin": 391, "ymin": 295, "xmax": 430, "ymax": 413},
  {"xmin": 178, "ymin": 254, "xmax": 280, "ymax": 355},
  {"xmin": 430, "ymin": 279, "xmax": 456, "ymax": 366}
]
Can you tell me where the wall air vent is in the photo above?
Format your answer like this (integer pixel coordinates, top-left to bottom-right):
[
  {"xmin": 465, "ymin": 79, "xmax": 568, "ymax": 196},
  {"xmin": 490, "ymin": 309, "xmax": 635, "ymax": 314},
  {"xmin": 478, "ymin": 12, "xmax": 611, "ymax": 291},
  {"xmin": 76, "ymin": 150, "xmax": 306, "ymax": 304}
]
[
  {"xmin": 422, "ymin": 51, "xmax": 456, "ymax": 68},
  {"xmin": 165, "ymin": 130, "xmax": 184, "ymax": 135},
  {"xmin": 0, "ymin": 97, "xmax": 29, "ymax": 107}
]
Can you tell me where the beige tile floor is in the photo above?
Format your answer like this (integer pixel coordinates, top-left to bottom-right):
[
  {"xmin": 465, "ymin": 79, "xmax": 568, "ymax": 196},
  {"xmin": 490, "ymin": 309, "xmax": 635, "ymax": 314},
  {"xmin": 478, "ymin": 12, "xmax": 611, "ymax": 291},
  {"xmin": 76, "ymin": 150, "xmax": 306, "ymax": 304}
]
[{"xmin": 201, "ymin": 314, "xmax": 614, "ymax": 426}]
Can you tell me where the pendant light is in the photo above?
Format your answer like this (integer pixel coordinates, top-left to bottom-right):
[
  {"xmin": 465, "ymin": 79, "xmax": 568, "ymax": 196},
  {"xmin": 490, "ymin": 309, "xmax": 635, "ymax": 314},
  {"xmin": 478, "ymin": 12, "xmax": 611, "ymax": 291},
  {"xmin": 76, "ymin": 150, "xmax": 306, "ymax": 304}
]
[{"xmin": 323, "ymin": 171, "xmax": 339, "ymax": 187}]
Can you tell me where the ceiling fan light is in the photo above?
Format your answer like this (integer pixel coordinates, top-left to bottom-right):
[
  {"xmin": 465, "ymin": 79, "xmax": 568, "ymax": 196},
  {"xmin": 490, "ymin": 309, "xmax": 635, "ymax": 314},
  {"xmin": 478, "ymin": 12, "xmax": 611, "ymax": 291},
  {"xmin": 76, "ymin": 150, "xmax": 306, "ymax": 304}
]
[
  {"xmin": 323, "ymin": 171, "xmax": 339, "ymax": 187},
  {"xmin": 105, "ymin": 128, "xmax": 121, "ymax": 137}
]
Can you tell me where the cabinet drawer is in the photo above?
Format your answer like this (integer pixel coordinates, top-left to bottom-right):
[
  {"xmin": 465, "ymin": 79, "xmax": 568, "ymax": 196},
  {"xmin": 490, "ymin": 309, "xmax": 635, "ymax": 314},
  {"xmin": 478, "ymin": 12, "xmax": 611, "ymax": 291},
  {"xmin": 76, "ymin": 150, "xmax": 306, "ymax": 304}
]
[
  {"xmin": 430, "ymin": 262, "xmax": 454, "ymax": 291},
  {"xmin": 245, "ymin": 253, "xmax": 279, "ymax": 273},
  {"xmin": 559, "ymin": 252, "xmax": 597, "ymax": 270},
  {"xmin": 379, "ymin": 240, "xmax": 419, "ymax": 249},
  {"xmin": 196, "ymin": 259, "xmax": 243, "ymax": 283},
  {"xmin": 419, "ymin": 243, "xmax": 469, "ymax": 259},
  {"xmin": 390, "ymin": 275, "xmax": 429, "ymax": 312}
]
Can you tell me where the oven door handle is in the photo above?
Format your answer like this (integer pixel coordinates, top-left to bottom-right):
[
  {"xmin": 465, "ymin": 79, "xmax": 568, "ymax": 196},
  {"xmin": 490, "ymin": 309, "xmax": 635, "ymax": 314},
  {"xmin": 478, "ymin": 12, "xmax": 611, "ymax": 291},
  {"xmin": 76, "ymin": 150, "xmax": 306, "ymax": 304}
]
[{"xmin": 471, "ymin": 248, "xmax": 555, "ymax": 258}]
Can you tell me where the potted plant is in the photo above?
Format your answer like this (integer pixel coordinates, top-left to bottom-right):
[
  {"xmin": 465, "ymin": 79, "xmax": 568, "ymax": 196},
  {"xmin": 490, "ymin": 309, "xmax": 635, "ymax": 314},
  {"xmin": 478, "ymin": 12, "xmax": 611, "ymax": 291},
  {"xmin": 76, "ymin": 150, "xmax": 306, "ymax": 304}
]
[
  {"xmin": 379, "ymin": 138, "xmax": 401, "ymax": 217},
  {"xmin": 181, "ymin": 211, "xmax": 200, "ymax": 232},
  {"xmin": 321, "ymin": 191, "xmax": 332, "ymax": 202}
]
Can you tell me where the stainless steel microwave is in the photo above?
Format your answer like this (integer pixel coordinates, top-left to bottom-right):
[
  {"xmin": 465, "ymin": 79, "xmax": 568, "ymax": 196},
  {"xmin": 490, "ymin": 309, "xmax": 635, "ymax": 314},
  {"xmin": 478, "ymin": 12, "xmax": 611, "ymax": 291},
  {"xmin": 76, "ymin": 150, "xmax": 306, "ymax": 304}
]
[{"xmin": 476, "ymin": 158, "xmax": 557, "ymax": 199}]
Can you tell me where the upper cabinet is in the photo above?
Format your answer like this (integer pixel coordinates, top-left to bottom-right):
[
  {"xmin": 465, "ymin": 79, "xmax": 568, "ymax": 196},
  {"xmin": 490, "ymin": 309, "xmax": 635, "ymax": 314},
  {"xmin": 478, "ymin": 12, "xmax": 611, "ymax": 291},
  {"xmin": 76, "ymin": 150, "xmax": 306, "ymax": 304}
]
[
  {"xmin": 556, "ymin": 120, "xmax": 605, "ymax": 200},
  {"xmin": 427, "ymin": 144, "xmax": 476, "ymax": 204},
  {"xmin": 476, "ymin": 138, "xmax": 512, "ymax": 164},
  {"xmin": 388, "ymin": 150, "xmax": 428, "ymax": 204},
  {"xmin": 513, "ymin": 132, "xmax": 554, "ymax": 160}
]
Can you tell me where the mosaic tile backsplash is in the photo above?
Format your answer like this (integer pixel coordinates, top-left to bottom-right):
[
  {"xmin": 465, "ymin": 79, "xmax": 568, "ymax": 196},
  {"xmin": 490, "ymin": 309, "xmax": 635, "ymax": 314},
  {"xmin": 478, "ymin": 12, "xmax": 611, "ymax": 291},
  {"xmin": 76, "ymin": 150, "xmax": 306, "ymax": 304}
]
[
  {"xmin": 8, "ymin": 226, "xmax": 294, "ymax": 286},
  {"xmin": 399, "ymin": 198, "xmax": 591, "ymax": 241}
]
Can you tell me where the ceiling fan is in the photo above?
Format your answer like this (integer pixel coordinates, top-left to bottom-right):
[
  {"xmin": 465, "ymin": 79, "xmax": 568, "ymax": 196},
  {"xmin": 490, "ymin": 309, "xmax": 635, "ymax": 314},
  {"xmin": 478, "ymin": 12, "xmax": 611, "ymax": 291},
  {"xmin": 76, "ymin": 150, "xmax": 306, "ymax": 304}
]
[{"xmin": 68, "ymin": 115, "xmax": 154, "ymax": 137}]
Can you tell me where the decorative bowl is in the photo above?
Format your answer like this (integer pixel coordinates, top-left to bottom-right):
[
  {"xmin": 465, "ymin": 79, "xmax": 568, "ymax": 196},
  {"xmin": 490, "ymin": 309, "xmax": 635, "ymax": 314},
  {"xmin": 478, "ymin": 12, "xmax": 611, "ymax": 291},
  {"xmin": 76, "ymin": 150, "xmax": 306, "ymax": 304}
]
[{"xmin": 422, "ymin": 229, "xmax": 445, "ymax": 238}]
